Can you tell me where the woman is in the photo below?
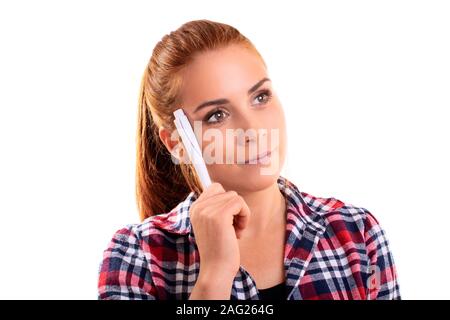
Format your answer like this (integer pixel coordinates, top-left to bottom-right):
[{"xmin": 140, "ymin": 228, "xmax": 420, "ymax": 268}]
[{"xmin": 97, "ymin": 19, "xmax": 400, "ymax": 300}]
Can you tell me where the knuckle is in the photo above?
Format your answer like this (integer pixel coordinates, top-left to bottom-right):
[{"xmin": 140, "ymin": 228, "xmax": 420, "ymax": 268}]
[
  {"xmin": 210, "ymin": 182, "xmax": 220, "ymax": 189},
  {"xmin": 190, "ymin": 201, "xmax": 204, "ymax": 216},
  {"xmin": 212, "ymin": 182, "xmax": 224, "ymax": 191},
  {"xmin": 226, "ymin": 197, "xmax": 240, "ymax": 208},
  {"xmin": 228, "ymin": 190, "xmax": 238, "ymax": 197}
]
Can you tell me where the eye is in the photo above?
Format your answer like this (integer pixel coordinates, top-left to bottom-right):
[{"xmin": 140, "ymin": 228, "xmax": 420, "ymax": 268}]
[
  {"xmin": 204, "ymin": 108, "xmax": 229, "ymax": 124},
  {"xmin": 252, "ymin": 89, "xmax": 272, "ymax": 105}
]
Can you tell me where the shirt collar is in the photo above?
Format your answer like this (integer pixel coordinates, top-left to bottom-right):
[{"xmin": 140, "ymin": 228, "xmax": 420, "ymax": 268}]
[
  {"xmin": 150, "ymin": 175, "xmax": 338, "ymax": 299},
  {"xmin": 151, "ymin": 175, "xmax": 328, "ymax": 240}
]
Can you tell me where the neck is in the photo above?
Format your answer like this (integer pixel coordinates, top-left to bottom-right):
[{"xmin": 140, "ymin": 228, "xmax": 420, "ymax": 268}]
[{"xmin": 238, "ymin": 181, "xmax": 286, "ymax": 238}]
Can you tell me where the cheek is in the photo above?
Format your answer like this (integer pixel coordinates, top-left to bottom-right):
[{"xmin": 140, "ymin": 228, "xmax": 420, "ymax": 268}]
[
  {"xmin": 267, "ymin": 104, "xmax": 287, "ymax": 168},
  {"xmin": 265, "ymin": 104, "xmax": 286, "ymax": 148},
  {"xmin": 199, "ymin": 128, "xmax": 231, "ymax": 164}
]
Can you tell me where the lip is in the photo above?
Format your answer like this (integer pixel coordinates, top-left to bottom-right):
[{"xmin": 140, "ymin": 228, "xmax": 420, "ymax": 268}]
[{"xmin": 244, "ymin": 150, "xmax": 273, "ymax": 164}]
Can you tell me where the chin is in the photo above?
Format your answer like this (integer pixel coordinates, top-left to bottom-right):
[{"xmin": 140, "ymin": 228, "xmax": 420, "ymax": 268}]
[
  {"xmin": 210, "ymin": 164, "xmax": 282, "ymax": 194},
  {"xmin": 237, "ymin": 171, "xmax": 280, "ymax": 193}
]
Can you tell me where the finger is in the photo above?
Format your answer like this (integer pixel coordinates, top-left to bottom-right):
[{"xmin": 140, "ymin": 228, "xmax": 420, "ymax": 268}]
[
  {"xmin": 234, "ymin": 197, "xmax": 251, "ymax": 233},
  {"xmin": 199, "ymin": 182, "xmax": 226, "ymax": 201},
  {"xmin": 225, "ymin": 196, "xmax": 251, "ymax": 236},
  {"xmin": 197, "ymin": 191, "xmax": 239, "ymax": 218},
  {"xmin": 207, "ymin": 190, "xmax": 238, "ymax": 207}
]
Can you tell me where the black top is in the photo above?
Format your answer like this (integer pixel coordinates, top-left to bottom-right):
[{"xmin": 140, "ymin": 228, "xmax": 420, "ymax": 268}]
[{"xmin": 257, "ymin": 282, "xmax": 286, "ymax": 300}]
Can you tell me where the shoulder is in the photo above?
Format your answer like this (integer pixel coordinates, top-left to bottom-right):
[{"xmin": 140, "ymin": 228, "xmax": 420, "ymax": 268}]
[
  {"xmin": 101, "ymin": 190, "xmax": 195, "ymax": 267},
  {"xmin": 97, "ymin": 210, "xmax": 187, "ymax": 300},
  {"xmin": 301, "ymin": 191, "xmax": 400, "ymax": 299},
  {"xmin": 301, "ymin": 190, "xmax": 384, "ymax": 243},
  {"xmin": 107, "ymin": 210, "xmax": 185, "ymax": 249}
]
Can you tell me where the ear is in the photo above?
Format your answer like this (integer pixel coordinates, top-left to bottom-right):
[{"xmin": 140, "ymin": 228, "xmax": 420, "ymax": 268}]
[{"xmin": 159, "ymin": 126, "xmax": 185, "ymax": 162}]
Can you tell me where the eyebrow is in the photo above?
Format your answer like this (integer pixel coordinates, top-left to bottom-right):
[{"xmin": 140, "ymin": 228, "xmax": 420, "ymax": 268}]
[{"xmin": 193, "ymin": 77, "xmax": 271, "ymax": 114}]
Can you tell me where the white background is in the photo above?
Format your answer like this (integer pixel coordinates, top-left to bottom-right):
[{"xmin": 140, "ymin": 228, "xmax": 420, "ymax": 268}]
[{"xmin": 0, "ymin": 0, "xmax": 449, "ymax": 299}]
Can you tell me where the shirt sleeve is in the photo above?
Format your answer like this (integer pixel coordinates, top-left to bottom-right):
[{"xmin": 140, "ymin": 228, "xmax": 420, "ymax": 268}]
[
  {"xmin": 97, "ymin": 225, "xmax": 157, "ymax": 300},
  {"xmin": 364, "ymin": 211, "xmax": 401, "ymax": 300}
]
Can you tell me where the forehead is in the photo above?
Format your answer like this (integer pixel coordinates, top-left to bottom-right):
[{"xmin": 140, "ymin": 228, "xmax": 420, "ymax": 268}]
[{"xmin": 179, "ymin": 44, "xmax": 267, "ymax": 108}]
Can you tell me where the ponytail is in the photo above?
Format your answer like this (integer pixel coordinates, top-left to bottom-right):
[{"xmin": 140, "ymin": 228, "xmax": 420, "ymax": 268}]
[{"xmin": 135, "ymin": 74, "xmax": 197, "ymax": 221}]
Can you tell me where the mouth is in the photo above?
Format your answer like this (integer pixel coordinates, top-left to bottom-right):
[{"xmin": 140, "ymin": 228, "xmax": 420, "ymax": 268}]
[{"xmin": 244, "ymin": 149, "xmax": 273, "ymax": 164}]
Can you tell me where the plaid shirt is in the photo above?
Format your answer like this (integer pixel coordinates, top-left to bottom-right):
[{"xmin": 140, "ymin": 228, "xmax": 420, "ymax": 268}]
[{"xmin": 98, "ymin": 175, "xmax": 400, "ymax": 300}]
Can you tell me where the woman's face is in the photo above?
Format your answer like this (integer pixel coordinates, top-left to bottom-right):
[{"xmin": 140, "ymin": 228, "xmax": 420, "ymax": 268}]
[{"xmin": 175, "ymin": 44, "xmax": 287, "ymax": 194}]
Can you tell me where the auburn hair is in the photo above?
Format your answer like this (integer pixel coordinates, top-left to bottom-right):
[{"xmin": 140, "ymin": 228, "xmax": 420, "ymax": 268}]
[{"xmin": 136, "ymin": 19, "xmax": 266, "ymax": 221}]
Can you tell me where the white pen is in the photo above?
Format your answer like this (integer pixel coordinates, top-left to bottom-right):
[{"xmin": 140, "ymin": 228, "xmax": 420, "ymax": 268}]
[{"xmin": 173, "ymin": 108, "xmax": 212, "ymax": 189}]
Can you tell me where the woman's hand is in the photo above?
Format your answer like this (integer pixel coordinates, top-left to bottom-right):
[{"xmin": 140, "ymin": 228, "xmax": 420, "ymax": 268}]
[{"xmin": 188, "ymin": 182, "xmax": 251, "ymax": 299}]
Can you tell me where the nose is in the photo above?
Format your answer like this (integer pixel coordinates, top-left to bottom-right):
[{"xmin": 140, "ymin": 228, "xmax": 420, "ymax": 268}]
[
  {"xmin": 235, "ymin": 123, "xmax": 268, "ymax": 147},
  {"xmin": 233, "ymin": 107, "xmax": 269, "ymax": 150}
]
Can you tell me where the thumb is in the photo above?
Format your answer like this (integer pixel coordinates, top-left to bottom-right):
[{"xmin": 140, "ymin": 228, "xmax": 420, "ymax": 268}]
[{"xmin": 233, "ymin": 197, "xmax": 251, "ymax": 238}]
